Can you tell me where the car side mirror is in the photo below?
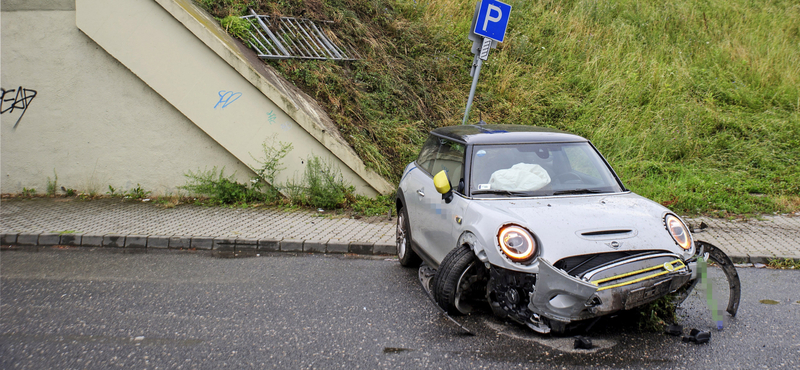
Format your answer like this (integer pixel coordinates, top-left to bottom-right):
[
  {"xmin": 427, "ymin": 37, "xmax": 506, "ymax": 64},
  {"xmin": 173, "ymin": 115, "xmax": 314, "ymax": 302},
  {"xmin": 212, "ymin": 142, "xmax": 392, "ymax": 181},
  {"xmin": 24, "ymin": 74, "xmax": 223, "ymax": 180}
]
[{"xmin": 433, "ymin": 170, "xmax": 453, "ymax": 204}]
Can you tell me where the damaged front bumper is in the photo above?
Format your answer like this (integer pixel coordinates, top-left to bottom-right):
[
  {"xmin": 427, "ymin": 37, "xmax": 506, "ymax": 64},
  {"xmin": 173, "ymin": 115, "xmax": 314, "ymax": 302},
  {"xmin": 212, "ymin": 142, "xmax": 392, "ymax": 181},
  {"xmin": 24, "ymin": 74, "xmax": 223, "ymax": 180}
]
[
  {"xmin": 532, "ymin": 254, "xmax": 692, "ymax": 323},
  {"xmin": 490, "ymin": 253, "xmax": 694, "ymax": 333}
]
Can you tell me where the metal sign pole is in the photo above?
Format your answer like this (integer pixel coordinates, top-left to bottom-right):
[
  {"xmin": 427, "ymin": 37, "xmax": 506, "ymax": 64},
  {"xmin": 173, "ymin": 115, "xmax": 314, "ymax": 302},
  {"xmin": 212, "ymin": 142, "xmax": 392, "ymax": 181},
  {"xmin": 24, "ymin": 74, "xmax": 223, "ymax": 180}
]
[
  {"xmin": 462, "ymin": 58, "xmax": 483, "ymax": 125},
  {"xmin": 463, "ymin": 37, "xmax": 492, "ymax": 125}
]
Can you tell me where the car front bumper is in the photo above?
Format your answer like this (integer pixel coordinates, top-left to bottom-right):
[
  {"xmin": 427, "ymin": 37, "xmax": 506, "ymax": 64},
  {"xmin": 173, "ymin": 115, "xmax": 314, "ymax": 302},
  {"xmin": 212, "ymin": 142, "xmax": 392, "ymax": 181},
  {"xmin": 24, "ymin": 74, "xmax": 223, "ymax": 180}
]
[{"xmin": 527, "ymin": 254, "xmax": 694, "ymax": 325}]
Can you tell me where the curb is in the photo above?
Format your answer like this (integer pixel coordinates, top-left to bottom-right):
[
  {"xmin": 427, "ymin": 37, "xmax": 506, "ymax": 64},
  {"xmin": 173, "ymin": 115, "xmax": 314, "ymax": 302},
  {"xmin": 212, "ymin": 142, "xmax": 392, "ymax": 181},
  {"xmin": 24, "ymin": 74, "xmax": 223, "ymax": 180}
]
[
  {"xmin": 0, "ymin": 232, "xmax": 396, "ymax": 256},
  {"xmin": 2, "ymin": 232, "xmax": 797, "ymax": 263}
]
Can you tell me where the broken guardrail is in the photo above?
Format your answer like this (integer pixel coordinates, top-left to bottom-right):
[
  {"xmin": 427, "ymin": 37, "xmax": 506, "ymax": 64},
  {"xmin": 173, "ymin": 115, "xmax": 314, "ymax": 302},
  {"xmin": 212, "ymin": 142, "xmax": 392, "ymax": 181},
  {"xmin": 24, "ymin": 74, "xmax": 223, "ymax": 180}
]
[{"xmin": 241, "ymin": 9, "xmax": 359, "ymax": 61}]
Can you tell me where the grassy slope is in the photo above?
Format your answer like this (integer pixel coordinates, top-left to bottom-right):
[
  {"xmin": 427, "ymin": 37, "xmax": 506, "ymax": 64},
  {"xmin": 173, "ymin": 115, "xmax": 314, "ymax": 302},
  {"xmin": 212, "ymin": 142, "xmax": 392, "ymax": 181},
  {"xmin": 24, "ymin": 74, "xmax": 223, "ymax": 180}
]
[{"xmin": 200, "ymin": 0, "xmax": 799, "ymax": 215}]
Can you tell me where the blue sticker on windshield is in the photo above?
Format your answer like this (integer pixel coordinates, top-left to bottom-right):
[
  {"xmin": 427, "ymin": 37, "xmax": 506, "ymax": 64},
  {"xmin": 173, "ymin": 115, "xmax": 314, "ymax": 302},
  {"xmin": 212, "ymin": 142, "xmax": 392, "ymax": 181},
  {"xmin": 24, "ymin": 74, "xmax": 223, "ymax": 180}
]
[{"xmin": 476, "ymin": 150, "xmax": 486, "ymax": 157}]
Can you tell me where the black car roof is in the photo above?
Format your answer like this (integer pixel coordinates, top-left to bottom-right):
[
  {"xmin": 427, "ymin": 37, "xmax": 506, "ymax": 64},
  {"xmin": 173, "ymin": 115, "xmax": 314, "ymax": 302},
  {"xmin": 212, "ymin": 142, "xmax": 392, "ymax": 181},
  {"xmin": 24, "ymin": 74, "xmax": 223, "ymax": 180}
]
[{"xmin": 431, "ymin": 124, "xmax": 587, "ymax": 145}]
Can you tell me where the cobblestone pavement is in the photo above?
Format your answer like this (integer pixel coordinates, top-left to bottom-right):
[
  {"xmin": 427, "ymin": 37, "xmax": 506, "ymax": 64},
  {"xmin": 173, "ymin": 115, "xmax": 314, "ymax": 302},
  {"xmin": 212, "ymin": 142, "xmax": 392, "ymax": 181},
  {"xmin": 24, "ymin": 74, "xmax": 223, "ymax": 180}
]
[
  {"xmin": 688, "ymin": 216, "xmax": 800, "ymax": 260},
  {"xmin": 2, "ymin": 198, "xmax": 799, "ymax": 261}
]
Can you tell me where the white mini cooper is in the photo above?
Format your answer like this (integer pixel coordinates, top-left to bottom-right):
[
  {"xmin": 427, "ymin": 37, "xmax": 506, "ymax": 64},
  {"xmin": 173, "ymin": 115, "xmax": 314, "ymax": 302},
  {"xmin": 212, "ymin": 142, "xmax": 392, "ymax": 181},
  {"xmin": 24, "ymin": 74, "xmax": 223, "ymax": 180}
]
[{"xmin": 395, "ymin": 123, "xmax": 739, "ymax": 334}]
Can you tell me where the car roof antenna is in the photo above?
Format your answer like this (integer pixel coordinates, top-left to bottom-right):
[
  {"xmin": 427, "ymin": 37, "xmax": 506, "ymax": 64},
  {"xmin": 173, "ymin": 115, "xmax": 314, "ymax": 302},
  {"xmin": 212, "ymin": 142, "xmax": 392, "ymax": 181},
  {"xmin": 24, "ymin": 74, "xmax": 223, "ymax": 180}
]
[{"xmin": 477, "ymin": 111, "xmax": 487, "ymax": 125}]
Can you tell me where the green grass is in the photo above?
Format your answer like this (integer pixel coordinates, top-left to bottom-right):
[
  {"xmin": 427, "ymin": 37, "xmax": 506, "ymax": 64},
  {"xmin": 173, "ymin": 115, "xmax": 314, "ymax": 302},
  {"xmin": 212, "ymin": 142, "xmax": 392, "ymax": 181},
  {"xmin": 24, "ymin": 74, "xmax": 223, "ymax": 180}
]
[
  {"xmin": 197, "ymin": 0, "xmax": 799, "ymax": 215},
  {"xmin": 767, "ymin": 257, "xmax": 800, "ymax": 269}
]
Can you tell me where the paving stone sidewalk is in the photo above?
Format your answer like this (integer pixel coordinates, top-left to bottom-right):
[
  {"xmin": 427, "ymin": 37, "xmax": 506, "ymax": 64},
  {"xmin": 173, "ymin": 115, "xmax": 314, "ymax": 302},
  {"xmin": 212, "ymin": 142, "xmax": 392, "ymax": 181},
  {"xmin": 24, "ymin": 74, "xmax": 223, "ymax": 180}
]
[
  {"xmin": 0, "ymin": 198, "xmax": 396, "ymax": 255},
  {"xmin": 1, "ymin": 198, "xmax": 799, "ymax": 262}
]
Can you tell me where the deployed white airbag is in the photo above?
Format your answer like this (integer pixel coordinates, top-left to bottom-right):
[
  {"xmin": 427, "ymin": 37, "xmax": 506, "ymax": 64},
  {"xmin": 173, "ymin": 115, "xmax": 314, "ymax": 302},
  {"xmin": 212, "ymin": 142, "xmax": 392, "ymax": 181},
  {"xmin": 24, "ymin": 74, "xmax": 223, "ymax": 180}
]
[{"xmin": 489, "ymin": 163, "xmax": 551, "ymax": 191}]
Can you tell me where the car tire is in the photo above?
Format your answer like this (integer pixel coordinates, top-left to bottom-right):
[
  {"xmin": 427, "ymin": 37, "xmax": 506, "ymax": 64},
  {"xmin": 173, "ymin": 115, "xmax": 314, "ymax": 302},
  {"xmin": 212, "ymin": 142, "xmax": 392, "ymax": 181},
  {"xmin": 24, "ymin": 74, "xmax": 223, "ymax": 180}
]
[
  {"xmin": 432, "ymin": 245, "xmax": 485, "ymax": 315},
  {"xmin": 396, "ymin": 205, "xmax": 421, "ymax": 267}
]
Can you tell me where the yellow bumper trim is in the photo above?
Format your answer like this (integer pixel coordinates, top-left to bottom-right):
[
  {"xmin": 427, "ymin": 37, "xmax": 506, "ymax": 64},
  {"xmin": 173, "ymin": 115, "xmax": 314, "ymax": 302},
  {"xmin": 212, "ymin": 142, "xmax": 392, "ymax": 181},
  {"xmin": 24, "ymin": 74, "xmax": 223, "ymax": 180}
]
[{"xmin": 592, "ymin": 259, "xmax": 686, "ymax": 292}]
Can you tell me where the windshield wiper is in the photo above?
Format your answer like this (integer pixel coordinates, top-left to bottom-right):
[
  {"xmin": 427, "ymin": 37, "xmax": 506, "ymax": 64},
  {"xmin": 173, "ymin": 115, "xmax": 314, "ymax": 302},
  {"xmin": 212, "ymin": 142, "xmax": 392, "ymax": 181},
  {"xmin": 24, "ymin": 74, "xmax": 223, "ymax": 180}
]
[
  {"xmin": 471, "ymin": 190, "xmax": 530, "ymax": 196},
  {"xmin": 552, "ymin": 189, "xmax": 604, "ymax": 195}
]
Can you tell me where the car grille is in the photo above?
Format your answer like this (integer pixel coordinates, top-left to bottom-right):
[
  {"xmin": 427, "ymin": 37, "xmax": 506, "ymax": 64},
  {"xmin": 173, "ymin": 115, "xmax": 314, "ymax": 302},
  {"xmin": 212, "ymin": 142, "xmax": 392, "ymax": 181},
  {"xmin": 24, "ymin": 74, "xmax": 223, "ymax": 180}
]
[
  {"xmin": 586, "ymin": 256, "xmax": 686, "ymax": 291},
  {"xmin": 553, "ymin": 250, "xmax": 664, "ymax": 277}
]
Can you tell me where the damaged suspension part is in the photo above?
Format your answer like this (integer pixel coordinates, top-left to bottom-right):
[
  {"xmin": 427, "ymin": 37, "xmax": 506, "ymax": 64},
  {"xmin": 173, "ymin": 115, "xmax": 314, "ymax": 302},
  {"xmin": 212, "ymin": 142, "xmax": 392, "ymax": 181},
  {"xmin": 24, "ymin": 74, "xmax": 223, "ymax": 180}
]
[{"xmin": 486, "ymin": 267, "xmax": 539, "ymax": 328}]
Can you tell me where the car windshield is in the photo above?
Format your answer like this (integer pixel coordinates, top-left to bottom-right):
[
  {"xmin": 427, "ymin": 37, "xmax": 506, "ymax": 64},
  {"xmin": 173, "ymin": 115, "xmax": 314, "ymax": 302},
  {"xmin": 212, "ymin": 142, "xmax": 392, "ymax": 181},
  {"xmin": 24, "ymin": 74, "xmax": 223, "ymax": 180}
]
[{"xmin": 469, "ymin": 142, "xmax": 623, "ymax": 197}]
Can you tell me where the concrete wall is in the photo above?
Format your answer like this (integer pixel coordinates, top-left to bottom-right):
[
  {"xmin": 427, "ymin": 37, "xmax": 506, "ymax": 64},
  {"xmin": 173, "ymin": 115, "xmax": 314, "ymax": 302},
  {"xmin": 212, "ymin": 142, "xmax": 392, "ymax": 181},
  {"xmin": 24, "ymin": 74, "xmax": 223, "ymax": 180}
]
[
  {"xmin": 1, "ymin": 0, "xmax": 393, "ymax": 196},
  {"xmin": 1, "ymin": 0, "xmax": 254, "ymax": 195}
]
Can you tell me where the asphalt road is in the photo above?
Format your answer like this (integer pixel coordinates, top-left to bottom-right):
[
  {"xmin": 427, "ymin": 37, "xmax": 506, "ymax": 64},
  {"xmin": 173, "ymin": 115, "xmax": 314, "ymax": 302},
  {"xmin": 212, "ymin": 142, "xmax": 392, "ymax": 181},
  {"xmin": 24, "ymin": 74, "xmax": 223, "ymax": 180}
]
[{"xmin": 1, "ymin": 248, "xmax": 798, "ymax": 369}]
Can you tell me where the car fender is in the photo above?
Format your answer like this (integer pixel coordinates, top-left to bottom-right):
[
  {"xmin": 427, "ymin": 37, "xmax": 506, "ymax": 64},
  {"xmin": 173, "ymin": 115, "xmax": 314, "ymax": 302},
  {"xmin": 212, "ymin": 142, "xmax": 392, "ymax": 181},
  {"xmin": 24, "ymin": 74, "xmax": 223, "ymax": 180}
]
[{"xmin": 460, "ymin": 203, "xmax": 541, "ymax": 274}]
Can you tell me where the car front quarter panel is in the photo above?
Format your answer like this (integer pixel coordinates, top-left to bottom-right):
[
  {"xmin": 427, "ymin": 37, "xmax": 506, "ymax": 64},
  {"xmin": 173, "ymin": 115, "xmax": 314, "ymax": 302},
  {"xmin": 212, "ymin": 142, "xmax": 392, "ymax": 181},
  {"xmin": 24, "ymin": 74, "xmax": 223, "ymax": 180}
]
[{"xmin": 460, "ymin": 203, "xmax": 541, "ymax": 274}]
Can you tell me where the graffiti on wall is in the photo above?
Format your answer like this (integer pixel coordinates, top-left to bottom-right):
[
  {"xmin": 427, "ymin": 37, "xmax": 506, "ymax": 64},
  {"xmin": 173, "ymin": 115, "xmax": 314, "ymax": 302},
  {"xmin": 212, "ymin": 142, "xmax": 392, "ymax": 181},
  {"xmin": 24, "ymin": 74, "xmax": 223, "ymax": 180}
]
[
  {"xmin": 1, "ymin": 87, "xmax": 37, "ymax": 128},
  {"xmin": 266, "ymin": 110, "xmax": 277, "ymax": 124},
  {"xmin": 215, "ymin": 90, "xmax": 241, "ymax": 109}
]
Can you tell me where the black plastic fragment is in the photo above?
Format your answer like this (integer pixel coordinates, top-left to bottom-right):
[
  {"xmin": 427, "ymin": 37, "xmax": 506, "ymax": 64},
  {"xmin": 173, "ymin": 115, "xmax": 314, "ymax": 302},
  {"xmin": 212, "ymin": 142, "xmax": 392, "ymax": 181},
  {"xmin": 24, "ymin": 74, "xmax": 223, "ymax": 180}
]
[
  {"xmin": 665, "ymin": 323, "xmax": 683, "ymax": 336},
  {"xmin": 573, "ymin": 336, "xmax": 593, "ymax": 349},
  {"xmin": 682, "ymin": 328, "xmax": 710, "ymax": 344}
]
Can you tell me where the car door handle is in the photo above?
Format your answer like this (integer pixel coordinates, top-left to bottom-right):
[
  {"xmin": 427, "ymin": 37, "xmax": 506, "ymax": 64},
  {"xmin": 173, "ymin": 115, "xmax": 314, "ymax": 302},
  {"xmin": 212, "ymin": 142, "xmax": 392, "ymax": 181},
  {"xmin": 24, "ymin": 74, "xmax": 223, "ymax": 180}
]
[{"xmin": 416, "ymin": 189, "xmax": 425, "ymax": 197}]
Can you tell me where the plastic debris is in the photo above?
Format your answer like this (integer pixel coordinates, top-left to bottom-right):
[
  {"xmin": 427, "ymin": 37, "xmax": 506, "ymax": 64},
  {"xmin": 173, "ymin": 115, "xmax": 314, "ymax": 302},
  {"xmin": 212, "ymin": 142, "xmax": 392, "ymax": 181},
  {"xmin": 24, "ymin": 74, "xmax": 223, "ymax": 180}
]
[
  {"xmin": 664, "ymin": 323, "xmax": 683, "ymax": 336},
  {"xmin": 682, "ymin": 329, "xmax": 710, "ymax": 344},
  {"xmin": 573, "ymin": 336, "xmax": 593, "ymax": 349}
]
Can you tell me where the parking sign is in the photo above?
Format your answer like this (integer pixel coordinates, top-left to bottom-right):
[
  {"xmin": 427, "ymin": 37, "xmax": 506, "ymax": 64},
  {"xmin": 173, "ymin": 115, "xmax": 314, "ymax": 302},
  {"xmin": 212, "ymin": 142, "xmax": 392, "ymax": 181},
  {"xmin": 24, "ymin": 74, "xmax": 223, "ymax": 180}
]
[{"xmin": 473, "ymin": 0, "xmax": 512, "ymax": 43}]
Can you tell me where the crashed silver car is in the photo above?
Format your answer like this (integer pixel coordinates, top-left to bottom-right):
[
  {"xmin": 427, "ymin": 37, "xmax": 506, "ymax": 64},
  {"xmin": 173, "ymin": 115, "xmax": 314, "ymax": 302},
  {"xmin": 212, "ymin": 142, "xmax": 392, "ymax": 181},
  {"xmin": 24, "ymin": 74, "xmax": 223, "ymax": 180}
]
[{"xmin": 395, "ymin": 124, "xmax": 738, "ymax": 334}]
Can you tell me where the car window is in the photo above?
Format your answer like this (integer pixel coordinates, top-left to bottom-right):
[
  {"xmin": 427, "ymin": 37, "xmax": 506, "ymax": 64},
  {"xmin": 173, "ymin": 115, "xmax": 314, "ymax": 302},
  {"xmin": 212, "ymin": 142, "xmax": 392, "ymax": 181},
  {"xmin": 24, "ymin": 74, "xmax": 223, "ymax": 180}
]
[
  {"xmin": 563, "ymin": 146, "xmax": 602, "ymax": 179},
  {"xmin": 431, "ymin": 139, "xmax": 466, "ymax": 191},
  {"xmin": 416, "ymin": 135, "xmax": 439, "ymax": 174},
  {"xmin": 470, "ymin": 142, "xmax": 622, "ymax": 197}
]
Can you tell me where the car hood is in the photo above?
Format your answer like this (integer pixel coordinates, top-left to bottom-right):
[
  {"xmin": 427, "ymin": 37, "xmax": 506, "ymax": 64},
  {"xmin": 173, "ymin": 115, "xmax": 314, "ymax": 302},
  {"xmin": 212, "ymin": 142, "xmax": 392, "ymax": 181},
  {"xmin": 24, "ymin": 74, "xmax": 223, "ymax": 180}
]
[{"xmin": 463, "ymin": 192, "xmax": 694, "ymax": 272}]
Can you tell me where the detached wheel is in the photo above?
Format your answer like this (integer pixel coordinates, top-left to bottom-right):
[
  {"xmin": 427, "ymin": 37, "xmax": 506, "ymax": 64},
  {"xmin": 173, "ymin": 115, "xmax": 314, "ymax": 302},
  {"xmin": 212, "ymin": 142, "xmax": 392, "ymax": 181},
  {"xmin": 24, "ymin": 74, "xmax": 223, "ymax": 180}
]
[
  {"xmin": 432, "ymin": 245, "xmax": 486, "ymax": 315},
  {"xmin": 396, "ymin": 206, "xmax": 421, "ymax": 267}
]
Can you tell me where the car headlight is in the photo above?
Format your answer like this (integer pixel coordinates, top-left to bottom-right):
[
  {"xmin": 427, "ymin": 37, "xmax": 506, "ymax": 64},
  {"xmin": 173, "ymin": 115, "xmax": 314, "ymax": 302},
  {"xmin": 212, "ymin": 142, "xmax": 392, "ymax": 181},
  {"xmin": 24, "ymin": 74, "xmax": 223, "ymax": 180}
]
[
  {"xmin": 498, "ymin": 225, "xmax": 537, "ymax": 263},
  {"xmin": 665, "ymin": 214, "xmax": 693, "ymax": 250}
]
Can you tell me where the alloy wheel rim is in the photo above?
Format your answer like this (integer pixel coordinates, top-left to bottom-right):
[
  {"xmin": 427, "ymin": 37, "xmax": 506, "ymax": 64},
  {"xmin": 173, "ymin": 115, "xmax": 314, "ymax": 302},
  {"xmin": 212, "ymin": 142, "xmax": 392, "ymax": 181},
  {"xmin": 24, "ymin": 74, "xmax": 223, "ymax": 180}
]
[
  {"xmin": 454, "ymin": 262, "xmax": 477, "ymax": 314},
  {"xmin": 396, "ymin": 213, "xmax": 406, "ymax": 258}
]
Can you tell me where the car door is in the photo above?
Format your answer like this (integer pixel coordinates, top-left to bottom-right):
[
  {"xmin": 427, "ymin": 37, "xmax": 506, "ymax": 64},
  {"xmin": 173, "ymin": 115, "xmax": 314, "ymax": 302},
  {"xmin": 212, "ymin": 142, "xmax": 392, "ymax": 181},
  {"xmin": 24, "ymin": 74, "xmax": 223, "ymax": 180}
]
[
  {"xmin": 418, "ymin": 138, "xmax": 468, "ymax": 265},
  {"xmin": 402, "ymin": 135, "xmax": 439, "ymax": 256}
]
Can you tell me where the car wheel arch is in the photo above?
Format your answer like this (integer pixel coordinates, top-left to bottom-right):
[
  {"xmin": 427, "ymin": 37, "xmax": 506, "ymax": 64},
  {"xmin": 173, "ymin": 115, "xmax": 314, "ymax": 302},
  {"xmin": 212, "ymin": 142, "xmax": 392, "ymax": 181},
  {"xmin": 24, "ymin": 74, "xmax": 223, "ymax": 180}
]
[
  {"xmin": 457, "ymin": 230, "xmax": 490, "ymax": 264},
  {"xmin": 395, "ymin": 190, "xmax": 406, "ymax": 214}
]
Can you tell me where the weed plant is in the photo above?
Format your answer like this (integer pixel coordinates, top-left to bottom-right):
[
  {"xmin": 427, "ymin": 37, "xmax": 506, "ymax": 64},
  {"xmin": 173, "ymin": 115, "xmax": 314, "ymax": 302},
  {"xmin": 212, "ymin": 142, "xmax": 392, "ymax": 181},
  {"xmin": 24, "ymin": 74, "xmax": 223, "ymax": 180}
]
[
  {"xmin": 124, "ymin": 184, "xmax": 151, "ymax": 200},
  {"xmin": 107, "ymin": 185, "xmax": 120, "ymax": 197},
  {"xmin": 286, "ymin": 155, "xmax": 355, "ymax": 209},
  {"xmin": 636, "ymin": 295, "xmax": 678, "ymax": 332},
  {"xmin": 220, "ymin": 15, "xmax": 254, "ymax": 42},
  {"xmin": 767, "ymin": 257, "xmax": 800, "ymax": 269},
  {"xmin": 46, "ymin": 171, "xmax": 58, "ymax": 196},
  {"xmin": 198, "ymin": 0, "xmax": 799, "ymax": 215},
  {"xmin": 351, "ymin": 194, "xmax": 395, "ymax": 217},
  {"xmin": 249, "ymin": 137, "xmax": 293, "ymax": 203},
  {"xmin": 181, "ymin": 167, "xmax": 264, "ymax": 205},
  {"xmin": 181, "ymin": 138, "xmax": 291, "ymax": 206}
]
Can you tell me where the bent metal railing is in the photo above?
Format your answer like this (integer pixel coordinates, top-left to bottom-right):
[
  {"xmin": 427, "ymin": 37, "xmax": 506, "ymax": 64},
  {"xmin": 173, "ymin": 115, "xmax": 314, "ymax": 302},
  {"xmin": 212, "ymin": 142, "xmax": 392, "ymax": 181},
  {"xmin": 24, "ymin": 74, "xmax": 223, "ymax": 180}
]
[{"xmin": 240, "ymin": 9, "xmax": 359, "ymax": 61}]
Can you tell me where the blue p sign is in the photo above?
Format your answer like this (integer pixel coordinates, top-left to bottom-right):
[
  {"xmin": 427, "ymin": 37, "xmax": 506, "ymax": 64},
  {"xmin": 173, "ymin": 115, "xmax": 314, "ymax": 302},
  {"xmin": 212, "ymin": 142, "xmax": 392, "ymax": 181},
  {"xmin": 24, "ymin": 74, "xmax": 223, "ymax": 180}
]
[{"xmin": 473, "ymin": 0, "xmax": 512, "ymax": 43}]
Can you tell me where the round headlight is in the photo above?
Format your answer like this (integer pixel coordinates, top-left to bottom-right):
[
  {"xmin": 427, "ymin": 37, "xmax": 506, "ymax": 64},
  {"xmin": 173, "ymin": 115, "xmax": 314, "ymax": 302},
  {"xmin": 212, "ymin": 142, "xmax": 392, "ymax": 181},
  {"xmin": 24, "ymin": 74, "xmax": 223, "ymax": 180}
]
[
  {"xmin": 665, "ymin": 214, "xmax": 693, "ymax": 250},
  {"xmin": 498, "ymin": 225, "xmax": 536, "ymax": 262}
]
